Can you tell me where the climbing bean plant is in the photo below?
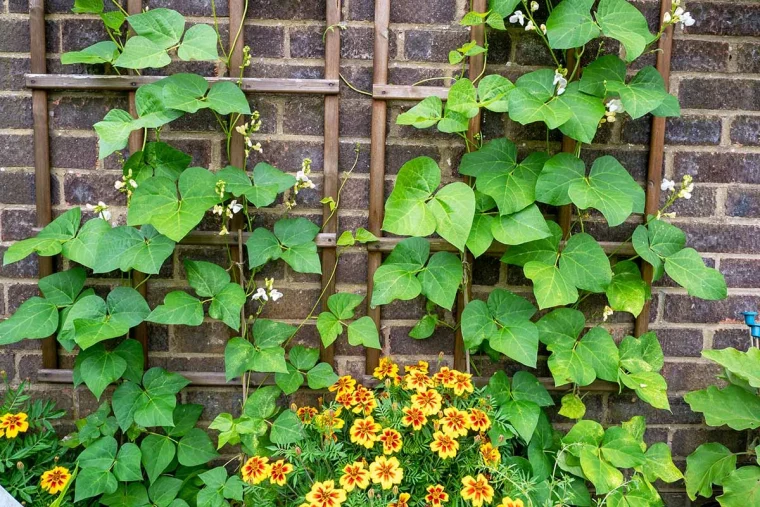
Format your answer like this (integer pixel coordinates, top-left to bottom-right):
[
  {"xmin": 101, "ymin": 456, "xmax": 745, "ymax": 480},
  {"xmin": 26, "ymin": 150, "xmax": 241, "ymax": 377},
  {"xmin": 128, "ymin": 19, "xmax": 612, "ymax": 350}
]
[{"xmin": 0, "ymin": 1, "xmax": 380, "ymax": 505}]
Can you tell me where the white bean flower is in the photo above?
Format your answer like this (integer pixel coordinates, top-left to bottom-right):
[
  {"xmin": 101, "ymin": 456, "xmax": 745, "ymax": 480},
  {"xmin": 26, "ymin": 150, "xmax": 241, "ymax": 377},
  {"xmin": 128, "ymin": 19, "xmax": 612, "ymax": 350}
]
[
  {"xmin": 86, "ymin": 201, "xmax": 111, "ymax": 221},
  {"xmin": 553, "ymin": 70, "xmax": 567, "ymax": 96},
  {"xmin": 525, "ymin": 20, "xmax": 535, "ymax": 31},
  {"xmin": 530, "ymin": 1, "xmax": 539, "ymax": 12},
  {"xmin": 509, "ymin": 10, "xmax": 525, "ymax": 25},
  {"xmin": 252, "ymin": 287, "xmax": 269, "ymax": 302},
  {"xmin": 661, "ymin": 178, "xmax": 676, "ymax": 192},
  {"xmin": 228, "ymin": 200, "xmax": 243, "ymax": 214},
  {"xmin": 269, "ymin": 289, "xmax": 283, "ymax": 302}
]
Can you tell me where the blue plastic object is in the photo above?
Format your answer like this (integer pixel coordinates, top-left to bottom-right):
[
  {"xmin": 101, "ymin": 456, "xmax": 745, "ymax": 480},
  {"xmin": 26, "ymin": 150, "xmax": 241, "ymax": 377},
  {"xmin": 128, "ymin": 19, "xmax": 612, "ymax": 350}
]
[{"xmin": 742, "ymin": 311, "xmax": 760, "ymax": 339}]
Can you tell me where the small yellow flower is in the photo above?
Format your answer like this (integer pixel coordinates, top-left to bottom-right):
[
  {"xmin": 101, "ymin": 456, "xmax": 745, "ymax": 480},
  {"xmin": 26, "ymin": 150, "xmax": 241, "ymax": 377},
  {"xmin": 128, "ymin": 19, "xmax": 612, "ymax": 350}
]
[
  {"xmin": 306, "ymin": 480, "xmax": 347, "ymax": 507},
  {"xmin": 242, "ymin": 456, "xmax": 270, "ymax": 484},
  {"xmin": 389, "ymin": 492, "xmax": 411, "ymax": 507},
  {"xmin": 351, "ymin": 386, "xmax": 377, "ymax": 415},
  {"xmin": 315, "ymin": 408, "xmax": 345, "ymax": 433},
  {"xmin": 500, "ymin": 497, "xmax": 525, "ymax": 507},
  {"xmin": 411, "ymin": 389, "xmax": 442, "ymax": 416},
  {"xmin": 461, "ymin": 474, "xmax": 494, "ymax": 507},
  {"xmin": 269, "ymin": 460, "xmax": 293, "ymax": 486},
  {"xmin": 480, "ymin": 442, "xmax": 501, "ymax": 467},
  {"xmin": 401, "ymin": 406, "xmax": 428, "ymax": 431},
  {"xmin": 439, "ymin": 407, "xmax": 470, "ymax": 437},
  {"xmin": 369, "ymin": 456, "xmax": 404, "ymax": 490},
  {"xmin": 329, "ymin": 375, "xmax": 356, "ymax": 394},
  {"xmin": 430, "ymin": 431, "xmax": 459, "ymax": 459},
  {"xmin": 297, "ymin": 407, "xmax": 318, "ymax": 424},
  {"xmin": 374, "ymin": 357, "xmax": 399, "ymax": 380},
  {"xmin": 404, "ymin": 371, "xmax": 433, "ymax": 392},
  {"xmin": 40, "ymin": 466, "xmax": 71, "ymax": 495},
  {"xmin": 405, "ymin": 360, "xmax": 429, "ymax": 374},
  {"xmin": 426, "ymin": 484, "xmax": 449, "ymax": 506},
  {"xmin": 433, "ymin": 367, "xmax": 458, "ymax": 388},
  {"xmin": 0, "ymin": 412, "xmax": 29, "ymax": 439},
  {"xmin": 452, "ymin": 372, "xmax": 474, "ymax": 396},
  {"xmin": 468, "ymin": 409, "xmax": 491, "ymax": 433},
  {"xmin": 340, "ymin": 461, "xmax": 370, "ymax": 492},
  {"xmin": 350, "ymin": 416, "xmax": 381, "ymax": 449},
  {"xmin": 378, "ymin": 428, "xmax": 403, "ymax": 454}
]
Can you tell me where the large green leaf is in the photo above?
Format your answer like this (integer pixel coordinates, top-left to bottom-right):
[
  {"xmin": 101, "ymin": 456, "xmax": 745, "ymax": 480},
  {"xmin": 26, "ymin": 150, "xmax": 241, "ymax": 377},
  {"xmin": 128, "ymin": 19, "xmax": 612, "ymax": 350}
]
[
  {"xmin": 76, "ymin": 344, "xmax": 128, "ymax": 399},
  {"xmin": 499, "ymin": 400, "xmax": 540, "ymax": 442},
  {"xmin": 127, "ymin": 8, "xmax": 185, "ymax": 49},
  {"xmin": 600, "ymin": 427, "xmax": 645, "ymax": 468},
  {"xmin": 141, "ymin": 434, "xmax": 177, "ymax": 485},
  {"xmin": 73, "ymin": 287, "xmax": 150, "ymax": 349},
  {"xmin": 427, "ymin": 181, "xmax": 476, "ymax": 250},
  {"xmin": 307, "ymin": 363, "xmax": 340, "ymax": 389},
  {"xmin": 418, "ymin": 251, "xmax": 462, "ymax": 310},
  {"xmin": 252, "ymin": 319, "xmax": 296, "ymax": 349},
  {"xmin": 371, "ymin": 263, "xmax": 422, "ymax": 307},
  {"xmin": 224, "ymin": 338, "xmax": 256, "ymax": 381},
  {"xmin": 178, "ymin": 24, "xmax": 219, "ymax": 61},
  {"xmin": 685, "ymin": 443, "xmax": 737, "ymax": 500},
  {"xmin": 185, "ymin": 260, "xmax": 230, "ymax": 298},
  {"xmin": 606, "ymin": 66, "xmax": 670, "ymax": 119},
  {"xmin": 501, "ymin": 221, "xmax": 562, "ymax": 267},
  {"xmin": 535, "ymin": 153, "xmax": 586, "ymax": 207},
  {"xmin": 113, "ymin": 443, "xmax": 143, "ymax": 482},
  {"xmin": 177, "ymin": 428, "xmax": 220, "ymax": 466},
  {"xmin": 606, "ymin": 260, "xmax": 649, "ymax": 316},
  {"xmin": 75, "ymin": 467, "xmax": 118, "ymax": 502},
  {"xmin": 579, "ymin": 55, "xmax": 627, "ymax": 98},
  {"xmin": 95, "ymin": 225, "xmax": 175, "ymax": 275},
  {"xmin": 459, "ymin": 137, "xmax": 517, "ymax": 179},
  {"xmin": 559, "ymin": 233, "xmax": 612, "ymax": 292},
  {"xmin": 461, "ymin": 300, "xmax": 497, "ymax": 349},
  {"xmin": 147, "ymin": 291, "xmax": 204, "ymax": 326},
  {"xmin": 642, "ymin": 442, "xmax": 684, "ymax": 484},
  {"xmin": 39, "ymin": 267, "xmax": 86, "ymax": 306},
  {"xmin": 490, "ymin": 320, "xmax": 539, "ymax": 368},
  {"xmin": 114, "ymin": 36, "xmax": 171, "ymax": 69},
  {"xmin": 545, "ymin": 0, "xmax": 600, "ymax": 49},
  {"xmin": 576, "ymin": 327, "xmax": 619, "ymax": 382},
  {"xmin": 684, "ymin": 385, "xmax": 760, "ymax": 431},
  {"xmin": 596, "ymin": 0, "xmax": 655, "ymax": 62},
  {"xmin": 347, "ymin": 317, "xmax": 381, "ymax": 349},
  {"xmin": 491, "ymin": 204, "xmax": 551, "ymax": 246},
  {"xmin": 664, "ymin": 248, "xmax": 727, "ymax": 300},
  {"xmin": 547, "ymin": 341, "xmax": 596, "ymax": 387},
  {"xmin": 4, "ymin": 207, "xmax": 82, "ymax": 265},
  {"xmin": 508, "ymin": 70, "xmax": 573, "ymax": 129},
  {"xmin": 61, "ymin": 40, "xmax": 119, "ymax": 65},
  {"xmin": 524, "ymin": 261, "xmax": 578, "ymax": 309},
  {"xmin": 537, "ymin": 308, "xmax": 585, "ymax": 347},
  {"xmin": 579, "ymin": 447, "xmax": 624, "ymax": 495},
  {"xmin": 717, "ymin": 466, "xmax": 760, "ymax": 506},
  {"xmin": 557, "ymin": 83, "xmax": 605, "ymax": 143},
  {"xmin": 702, "ymin": 347, "xmax": 760, "ymax": 388},
  {"xmin": 246, "ymin": 228, "xmax": 281, "ymax": 268},
  {"xmin": 477, "ymin": 74, "xmax": 514, "ymax": 112},
  {"xmin": 63, "ymin": 218, "xmax": 113, "ymax": 270},
  {"xmin": 397, "ymin": 96, "xmax": 443, "ymax": 129},
  {"xmin": 206, "ymin": 81, "xmax": 250, "ymax": 115},
  {"xmin": 209, "ymin": 283, "xmax": 246, "ymax": 331},
  {"xmin": 270, "ymin": 410, "xmax": 304, "ymax": 445}
]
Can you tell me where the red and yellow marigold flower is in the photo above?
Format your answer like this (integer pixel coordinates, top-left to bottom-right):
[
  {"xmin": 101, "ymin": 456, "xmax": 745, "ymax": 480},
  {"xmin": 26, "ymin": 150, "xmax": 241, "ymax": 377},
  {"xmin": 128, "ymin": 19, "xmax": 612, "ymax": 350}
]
[
  {"xmin": 426, "ymin": 484, "xmax": 449, "ymax": 506},
  {"xmin": 480, "ymin": 442, "xmax": 501, "ymax": 467},
  {"xmin": 389, "ymin": 492, "xmax": 411, "ymax": 507},
  {"xmin": 433, "ymin": 367, "xmax": 458, "ymax": 388},
  {"xmin": 0, "ymin": 412, "xmax": 29, "ymax": 439},
  {"xmin": 335, "ymin": 390, "xmax": 354, "ymax": 409},
  {"xmin": 439, "ymin": 407, "xmax": 470, "ymax": 437},
  {"xmin": 461, "ymin": 474, "xmax": 494, "ymax": 507},
  {"xmin": 242, "ymin": 456, "xmax": 271, "ymax": 484},
  {"xmin": 350, "ymin": 416, "xmax": 381, "ymax": 448},
  {"xmin": 339, "ymin": 461, "xmax": 370, "ymax": 492},
  {"xmin": 40, "ymin": 466, "xmax": 71, "ymax": 495},
  {"xmin": 405, "ymin": 360, "xmax": 429, "ymax": 374},
  {"xmin": 269, "ymin": 460, "xmax": 293, "ymax": 486},
  {"xmin": 430, "ymin": 431, "xmax": 459, "ymax": 459},
  {"xmin": 404, "ymin": 371, "xmax": 433, "ymax": 392},
  {"xmin": 468, "ymin": 409, "xmax": 491, "ymax": 433},
  {"xmin": 351, "ymin": 386, "xmax": 378, "ymax": 415},
  {"xmin": 306, "ymin": 480, "xmax": 347, "ymax": 507},
  {"xmin": 411, "ymin": 389, "xmax": 442, "ymax": 416},
  {"xmin": 297, "ymin": 407, "xmax": 318, "ymax": 424},
  {"xmin": 374, "ymin": 357, "xmax": 399, "ymax": 380},
  {"xmin": 314, "ymin": 408, "xmax": 345, "ymax": 434},
  {"xmin": 401, "ymin": 406, "xmax": 428, "ymax": 431},
  {"xmin": 329, "ymin": 375, "xmax": 356, "ymax": 394},
  {"xmin": 452, "ymin": 372, "xmax": 474, "ymax": 396},
  {"xmin": 500, "ymin": 497, "xmax": 524, "ymax": 507},
  {"xmin": 378, "ymin": 428, "xmax": 403, "ymax": 454},
  {"xmin": 369, "ymin": 456, "xmax": 403, "ymax": 490}
]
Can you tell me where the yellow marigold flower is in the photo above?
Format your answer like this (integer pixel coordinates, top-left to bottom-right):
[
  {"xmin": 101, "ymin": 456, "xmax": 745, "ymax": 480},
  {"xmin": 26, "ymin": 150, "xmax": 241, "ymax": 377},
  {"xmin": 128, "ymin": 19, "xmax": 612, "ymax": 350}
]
[
  {"xmin": 405, "ymin": 360, "xmax": 429, "ymax": 374},
  {"xmin": 369, "ymin": 456, "xmax": 403, "ymax": 490},
  {"xmin": 389, "ymin": 492, "xmax": 411, "ymax": 507},
  {"xmin": 242, "ymin": 456, "xmax": 271, "ymax": 484},
  {"xmin": 0, "ymin": 412, "xmax": 29, "ymax": 439},
  {"xmin": 350, "ymin": 416, "xmax": 381, "ymax": 448},
  {"xmin": 378, "ymin": 428, "xmax": 403, "ymax": 454},
  {"xmin": 340, "ymin": 461, "xmax": 370, "ymax": 492},
  {"xmin": 452, "ymin": 372, "xmax": 474, "ymax": 396},
  {"xmin": 40, "ymin": 466, "xmax": 71, "ymax": 495},
  {"xmin": 306, "ymin": 480, "xmax": 347, "ymax": 507},
  {"xmin": 439, "ymin": 407, "xmax": 470, "ymax": 437},
  {"xmin": 401, "ymin": 406, "xmax": 428, "ymax": 431},
  {"xmin": 404, "ymin": 371, "xmax": 432, "ymax": 392},
  {"xmin": 351, "ymin": 386, "xmax": 377, "ymax": 415},
  {"xmin": 329, "ymin": 375, "xmax": 356, "ymax": 394},
  {"xmin": 315, "ymin": 408, "xmax": 346, "ymax": 434},
  {"xmin": 374, "ymin": 357, "xmax": 399, "ymax": 380},
  {"xmin": 430, "ymin": 431, "xmax": 459, "ymax": 459},
  {"xmin": 433, "ymin": 367, "xmax": 458, "ymax": 388},
  {"xmin": 468, "ymin": 409, "xmax": 491, "ymax": 433},
  {"xmin": 411, "ymin": 389, "xmax": 442, "ymax": 416},
  {"xmin": 269, "ymin": 460, "xmax": 293, "ymax": 486},
  {"xmin": 500, "ymin": 497, "xmax": 524, "ymax": 507},
  {"xmin": 426, "ymin": 484, "xmax": 449, "ymax": 506},
  {"xmin": 335, "ymin": 390, "xmax": 354, "ymax": 409},
  {"xmin": 480, "ymin": 442, "xmax": 501, "ymax": 467},
  {"xmin": 461, "ymin": 474, "xmax": 494, "ymax": 507},
  {"xmin": 297, "ymin": 407, "xmax": 318, "ymax": 424}
]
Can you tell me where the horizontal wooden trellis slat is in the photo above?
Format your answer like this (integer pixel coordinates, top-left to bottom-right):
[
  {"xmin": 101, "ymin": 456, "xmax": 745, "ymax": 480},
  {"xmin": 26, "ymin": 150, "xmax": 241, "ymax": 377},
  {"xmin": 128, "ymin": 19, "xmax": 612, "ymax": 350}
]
[
  {"xmin": 25, "ymin": 74, "xmax": 340, "ymax": 94},
  {"xmin": 372, "ymin": 84, "xmax": 449, "ymax": 100},
  {"xmin": 36, "ymin": 368, "xmax": 619, "ymax": 392}
]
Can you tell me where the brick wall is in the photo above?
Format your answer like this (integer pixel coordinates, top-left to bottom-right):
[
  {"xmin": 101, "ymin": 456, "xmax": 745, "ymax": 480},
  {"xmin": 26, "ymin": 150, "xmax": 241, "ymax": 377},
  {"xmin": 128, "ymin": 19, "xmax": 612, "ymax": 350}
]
[{"xmin": 0, "ymin": 0, "xmax": 759, "ymax": 504}]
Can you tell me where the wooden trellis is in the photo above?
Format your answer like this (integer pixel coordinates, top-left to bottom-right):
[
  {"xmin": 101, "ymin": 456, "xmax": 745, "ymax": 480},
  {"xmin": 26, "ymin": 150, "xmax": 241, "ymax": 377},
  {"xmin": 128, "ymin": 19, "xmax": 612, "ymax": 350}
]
[{"xmin": 29, "ymin": 0, "xmax": 673, "ymax": 392}]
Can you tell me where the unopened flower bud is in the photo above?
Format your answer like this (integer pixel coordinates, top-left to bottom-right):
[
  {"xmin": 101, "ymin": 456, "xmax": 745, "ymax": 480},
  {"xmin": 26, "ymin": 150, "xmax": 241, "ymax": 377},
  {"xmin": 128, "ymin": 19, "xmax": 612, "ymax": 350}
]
[
  {"xmin": 385, "ymin": 378, "xmax": 391, "ymax": 389},
  {"xmin": 16, "ymin": 462, "xmax": 24, "ymax": 470},
  {"xmin": 295, "ymin": 446, "xmax": 302, "ymax": 456},
  {"xmin": 368, "ymin": 489, "xmax": 375, "ymax": 499},
  {"xmin": 392, "ymin": 486, "xmax": 399, "ymax": 495},
  {"xmin": 290, "ymin": 403, "xmax": 297, "ymax": 412},
  {"xmin": 498, "ymin": 434, "xmax": 505, "ymax": 443},
  {"xmin": 392, "ymin": 402, "xmax": 398, "ymax": 411}
]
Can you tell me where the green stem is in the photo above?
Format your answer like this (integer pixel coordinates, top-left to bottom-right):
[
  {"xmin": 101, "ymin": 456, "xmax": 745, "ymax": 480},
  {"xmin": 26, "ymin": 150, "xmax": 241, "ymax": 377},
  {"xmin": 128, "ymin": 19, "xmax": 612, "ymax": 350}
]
[{"xmin": 340, "ymin": 73, "xmax": 373, "ymax": 97}]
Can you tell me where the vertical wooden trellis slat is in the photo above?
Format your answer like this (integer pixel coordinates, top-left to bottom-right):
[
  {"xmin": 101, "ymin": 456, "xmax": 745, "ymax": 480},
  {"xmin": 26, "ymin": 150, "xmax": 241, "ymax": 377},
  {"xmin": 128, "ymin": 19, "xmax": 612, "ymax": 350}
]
[
  {"xmin": 453, "ymin": 0, "xmax": 487, "ymax": 372},
  {"xmin": 634, "ymin": 0, "xmax": 674, "ymax": 337},
  {"xmin": 558, "ymin": 49, "xmax": 579, "ymax": 239},
  {"xmin": 320, "ymin": 0, "xmax": 342, "ymax": 365},
  {"xmin": 365, "ymin": 0, "xmax": 391, "ymax": 375},
  {"xmin": 30, "ymin": 0, "xmax": 57, "ymax": 369}
]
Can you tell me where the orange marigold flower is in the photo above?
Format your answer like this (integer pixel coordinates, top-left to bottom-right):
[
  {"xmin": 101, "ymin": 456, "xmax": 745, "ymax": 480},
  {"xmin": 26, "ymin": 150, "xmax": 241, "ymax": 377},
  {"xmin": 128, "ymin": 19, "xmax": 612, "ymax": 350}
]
[
  {"xmin": 340, "ymin": 461, "xmax": 370, "ymax": 492},
  {"xmin": 461, "ymin": 474, "xmax": 494, "ymax": 507},
  {"xmin": 439, "ymin": 407, "xmax": 470, "ymax": 437},
  {"xmin": 500, "ymin": 497, "xmax": 524, "ymax": 507},
  {"xmin": 269, "ymin": 460, "xmax": 293, "ymax": 486},
  {"xmin": 0, "ymin": 412, "xmax": 29, "ymax": 439},
  {"xmin": 433, "ymin": 367, "xmax": 458, "ymax": 388},
  {"xmin": 411, "ymin": 389, "xmax": 442, "ymax": 416},
  {"xmin": 329, "ymin": 375, "xmax": 356, "ymax": 394},
  {"xmin": 401, "ymin": 406, "xmax": 428, "ymax": 431},
  {"xmin": 350, "ymin": 416, "xmax": 381, "ymax": 448},
  {"xmin": 374, "ymin": 357, "xmax": 399, "ymax": 380},
  {"xmin": 306, "ymin": 480, "xmax": 347, "ymax": 507},
  {"xmin": 352, "ymin": 386, "xmax": 377, "ymax": 415},
  {"xmin": 404, "ymin": 360, "xmax": 429, "ymax": 374},
  {"xmin": 378, "ymin": 428, "xmax": 403, "ymax": 454},
  {"xmin": 404, "ymin": 371, "xmax": 432, "ymax": 392},
  {"xmin": 297, "ymin": 407, "xmax": 318, "ymax": 424},
  {"xmin": 315, "ymin": 408, "xmax": 345, "ymax": 433},
  {"xmin": 40, "ymin": 466, "xmax": 71, "ymax": 495},
  {"xmin": 430, "ymin": 431, "xmax": 459, "ymax": 459},
  {"xmin": 452, "ymin": 372, "xmax": 474, "ymax": 396},
  {"xmin": 480, "ymin": 442, "xmax": 501, "ymax": 467},
  {"xmin": 369, "ymin": 456, "xmax": 403, "ymax": 490},
  {"xmin": 242, "ymin": 456, "xmax": 271, "ymax": 484},
  {"xmin": 426, "ymin": 484, "xmax": 449, "ymax": 506},
  {"xmin": 468, "ymin": 409, "xmax": 491, "ymax": 433},
  {"xmin": 389, "ymin": 492, "xmax": 411, "ymax": 507},
  {"xmin": 335, "ymin": 390, "xmax": 354, "ymax": 409}
]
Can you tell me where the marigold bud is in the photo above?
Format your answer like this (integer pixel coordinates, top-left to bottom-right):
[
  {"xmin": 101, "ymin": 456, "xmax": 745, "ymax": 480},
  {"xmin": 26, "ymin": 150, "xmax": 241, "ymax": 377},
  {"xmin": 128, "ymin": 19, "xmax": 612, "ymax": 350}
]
[
  {"xmin": 392, "ymin": 486, "xmax": 399, "ymax": 495},
  {"xmin": 290, "ymin": 403, "xmax": 297, "ymax": 412},
  {"xmin": 385, "ymin": 378, "xmax": 391, "ymax": 389},
  {"xmin": 498, "ymin": 434, "xmax": 505, "ymax": 443},
  {"xmin": 368, "ymin": 489, "xmax": 375, "ymax": 499},
  {"xmin": 295, "ymin": 446, "xmax": 302, "ymax": 455},
  {"xmin": 16, "ymin": 462, "xmax": 24, "ymax": 470},
  {"xmin": 392, "ymin": 402, "xmax": 398, "ymax": 411}
]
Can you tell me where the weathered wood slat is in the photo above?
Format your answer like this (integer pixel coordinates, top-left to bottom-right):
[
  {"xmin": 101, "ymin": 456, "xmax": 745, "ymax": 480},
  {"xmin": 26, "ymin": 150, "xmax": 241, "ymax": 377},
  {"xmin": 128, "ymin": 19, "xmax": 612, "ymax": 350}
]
[{"xmin": 373, "ymin": 84, "xmax": 449, "ymax": 100}]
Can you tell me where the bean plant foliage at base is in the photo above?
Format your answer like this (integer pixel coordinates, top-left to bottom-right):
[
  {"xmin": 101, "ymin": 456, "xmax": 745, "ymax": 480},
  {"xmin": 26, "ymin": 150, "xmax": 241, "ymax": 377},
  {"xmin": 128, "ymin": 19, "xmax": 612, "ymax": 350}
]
[{"xmin": 0, "ymin": 0, "xmax": 731, "ymax": 505}]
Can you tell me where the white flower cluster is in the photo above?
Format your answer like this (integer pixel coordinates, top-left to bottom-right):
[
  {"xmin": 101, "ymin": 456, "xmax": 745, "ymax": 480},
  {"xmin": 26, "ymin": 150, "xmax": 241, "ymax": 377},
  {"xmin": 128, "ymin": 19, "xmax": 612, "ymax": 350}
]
[
  {"xmin": 213, "ymin": 199, "xmax": 243, "ymax": 219},
  {"xmin": 86, "ymin": 201, "xmax": 111, "ymax": 221},
  {"xmin": 508, "ymin": 4, "xmax": 546, "ymax": 33},
  {"xmin": 114, "ymin": 168, "xmax": 139, "ymax": 199},
  {"xmin": 663, "ymin": 1, "xmax": 695, "ymax": 29},
  {"xmin": 553, "ymin": 70, "xmax": 568, "ymax": 96},
  {"xmin": 235, "ymin": 111, "xmax": 263, "ymax": 158},
  {"xmin": 661, "ymin": 174, "xmax": 694, "ymax": 200},
  {"xmin": 252, "ymin": 277, "xmax": 283, "ymax": 302},
  {"xmin": 602, "ymin": 305, "xmax": 614, "ymax": 322},
  {"xmin": 601, "ymin": 98, "xmax": 625, "ymax": 124}
]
